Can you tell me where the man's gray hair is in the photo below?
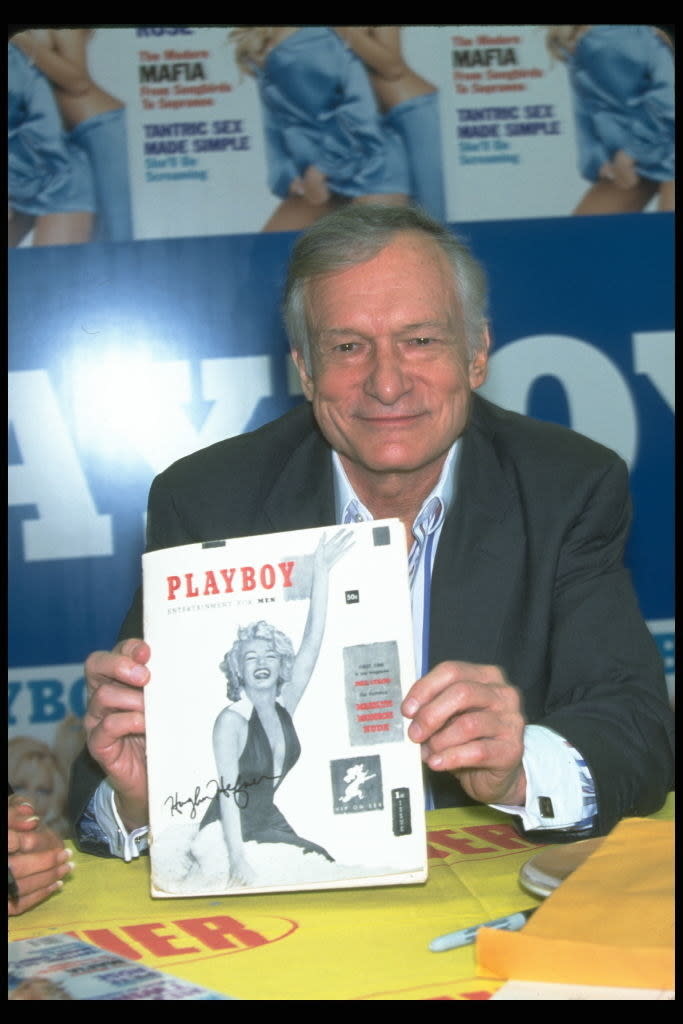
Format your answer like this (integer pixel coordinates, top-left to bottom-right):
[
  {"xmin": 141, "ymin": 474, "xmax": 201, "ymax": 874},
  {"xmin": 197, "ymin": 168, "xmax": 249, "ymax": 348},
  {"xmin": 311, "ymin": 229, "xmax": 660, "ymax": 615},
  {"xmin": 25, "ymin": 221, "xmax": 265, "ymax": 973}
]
[{"xmin": 283, "ymin": 204, "xmax": 489, "ymax": 372}]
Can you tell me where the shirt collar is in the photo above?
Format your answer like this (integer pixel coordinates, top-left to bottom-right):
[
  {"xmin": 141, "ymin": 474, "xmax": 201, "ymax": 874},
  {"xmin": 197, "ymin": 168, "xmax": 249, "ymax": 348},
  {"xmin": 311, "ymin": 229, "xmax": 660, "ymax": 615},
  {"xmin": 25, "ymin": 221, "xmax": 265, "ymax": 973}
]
[{"xmin": 332, "ymin": 441, "xmax": 461, "ymax": 530}]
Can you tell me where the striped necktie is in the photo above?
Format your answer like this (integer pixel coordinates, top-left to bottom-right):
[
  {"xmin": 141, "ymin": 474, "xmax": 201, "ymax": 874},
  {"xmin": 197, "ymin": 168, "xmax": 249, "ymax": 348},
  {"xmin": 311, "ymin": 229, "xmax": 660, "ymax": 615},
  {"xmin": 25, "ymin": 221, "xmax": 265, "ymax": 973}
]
[{"xmin": 408, "ymin": 495, "xmax": 443, "ymax": 591}]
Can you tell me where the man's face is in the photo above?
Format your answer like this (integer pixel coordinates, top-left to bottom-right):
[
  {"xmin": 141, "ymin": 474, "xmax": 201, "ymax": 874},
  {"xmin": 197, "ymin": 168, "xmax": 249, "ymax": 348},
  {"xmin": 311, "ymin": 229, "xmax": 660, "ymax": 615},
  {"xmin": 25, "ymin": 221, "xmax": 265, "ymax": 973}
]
[{"xmin": 292, "ymin": 232, "xmax": 489, "ymax": 494}]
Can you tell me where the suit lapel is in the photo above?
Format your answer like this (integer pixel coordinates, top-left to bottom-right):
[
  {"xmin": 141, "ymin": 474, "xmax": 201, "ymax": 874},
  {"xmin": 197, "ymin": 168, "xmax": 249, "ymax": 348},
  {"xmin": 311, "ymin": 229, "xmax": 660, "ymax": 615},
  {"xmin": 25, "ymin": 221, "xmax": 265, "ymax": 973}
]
[
  {"xmin": 430, "ymin": 398, "xmax": 526, "ymax": 668},
  {"xmin": 262, "ymin": 415, "xmax": 336, "ymax": 532}
]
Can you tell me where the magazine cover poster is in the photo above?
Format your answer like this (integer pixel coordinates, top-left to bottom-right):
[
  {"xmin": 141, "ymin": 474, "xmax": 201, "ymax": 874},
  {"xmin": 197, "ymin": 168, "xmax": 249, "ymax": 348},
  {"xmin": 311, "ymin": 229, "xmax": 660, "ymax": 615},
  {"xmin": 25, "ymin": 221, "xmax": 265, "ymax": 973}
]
[
  {"xmin": 440, "ymin": 24, "xmax": 674, "ymax": 220},
  {"xmin": 10, "ymin": 24, "xmax": 671, "ymax": 244},
  {"xmin": 143, "ymin": 519, "xmax": 427, "ymax": 898}
]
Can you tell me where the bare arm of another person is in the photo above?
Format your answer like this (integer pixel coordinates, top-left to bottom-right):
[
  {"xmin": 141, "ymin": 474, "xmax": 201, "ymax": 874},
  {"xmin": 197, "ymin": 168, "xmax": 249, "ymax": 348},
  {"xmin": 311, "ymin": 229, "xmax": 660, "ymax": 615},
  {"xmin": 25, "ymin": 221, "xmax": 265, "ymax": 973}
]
[
  {"xmin": 280, "ymin": 529, "xmax": 354, "ymax": 715},
  {"xmin": 83, "ymin": 638, "xmax": 151, "ymax": 831},
  {"xmin": 8, "ymin": 796, "xmax": 74, "ymax": 916},
  {"xmin": 402, "ymin": 661, "xmax": 527, "ymax": 805}
]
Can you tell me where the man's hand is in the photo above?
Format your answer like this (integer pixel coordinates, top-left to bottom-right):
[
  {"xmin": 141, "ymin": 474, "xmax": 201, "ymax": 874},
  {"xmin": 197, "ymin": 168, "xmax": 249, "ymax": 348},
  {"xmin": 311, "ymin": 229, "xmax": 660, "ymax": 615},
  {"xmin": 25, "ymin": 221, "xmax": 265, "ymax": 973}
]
[
  {"xmin": 401, "ymin": 661, "xmax": 527, "ymax": 806},
  {"xmin": 83, "ymin": 638, "xmax": 151, "ymax": 830},
  {"xmin": 8, "ymin": 797, "xmax": 73, "ymax": 916}
]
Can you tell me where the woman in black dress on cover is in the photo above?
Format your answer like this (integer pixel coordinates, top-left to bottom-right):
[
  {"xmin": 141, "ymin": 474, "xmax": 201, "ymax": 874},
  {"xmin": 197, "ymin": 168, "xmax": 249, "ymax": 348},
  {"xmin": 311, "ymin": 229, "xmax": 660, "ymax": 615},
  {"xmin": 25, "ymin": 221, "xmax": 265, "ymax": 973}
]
[{"xmin": 201, "ymin": 529, "xmax": 352, "ymax": 887}]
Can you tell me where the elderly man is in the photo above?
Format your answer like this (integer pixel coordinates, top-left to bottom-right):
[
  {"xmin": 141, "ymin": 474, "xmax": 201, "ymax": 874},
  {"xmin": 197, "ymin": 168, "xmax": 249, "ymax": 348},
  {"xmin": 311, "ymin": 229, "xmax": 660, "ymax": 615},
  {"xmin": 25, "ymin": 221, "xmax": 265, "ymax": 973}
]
[{"xmin": 68, "ymin": 204, "xmax": 673, "ymax": 859}]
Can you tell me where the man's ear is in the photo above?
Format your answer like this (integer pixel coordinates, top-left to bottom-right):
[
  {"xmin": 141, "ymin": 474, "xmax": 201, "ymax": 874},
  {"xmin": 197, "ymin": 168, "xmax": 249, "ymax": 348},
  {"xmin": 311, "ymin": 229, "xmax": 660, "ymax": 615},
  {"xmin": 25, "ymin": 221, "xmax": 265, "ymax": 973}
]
[
  {"xmin": 468, "ymin": 325, "xmax": 491, "ymax": 390},
  {"xmin": 291, "ymin": 348, "xmax": 315, "ymax": 401}
]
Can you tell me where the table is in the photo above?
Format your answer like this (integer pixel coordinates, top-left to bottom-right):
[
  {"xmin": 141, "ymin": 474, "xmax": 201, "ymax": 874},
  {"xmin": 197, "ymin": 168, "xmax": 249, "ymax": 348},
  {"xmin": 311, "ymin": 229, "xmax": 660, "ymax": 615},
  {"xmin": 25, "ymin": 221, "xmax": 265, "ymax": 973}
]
[{"xmin": 8, "ymin": 797, "xmax": 674, "ymax": 1001}]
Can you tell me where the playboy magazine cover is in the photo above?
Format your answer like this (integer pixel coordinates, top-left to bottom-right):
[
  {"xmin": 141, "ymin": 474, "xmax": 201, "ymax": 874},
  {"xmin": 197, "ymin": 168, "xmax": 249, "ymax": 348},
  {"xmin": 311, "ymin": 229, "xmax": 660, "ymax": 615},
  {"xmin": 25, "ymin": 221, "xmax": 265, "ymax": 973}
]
[{"xmin": 142, "ymin": 519, "xmax": 427, "ymax": 897}]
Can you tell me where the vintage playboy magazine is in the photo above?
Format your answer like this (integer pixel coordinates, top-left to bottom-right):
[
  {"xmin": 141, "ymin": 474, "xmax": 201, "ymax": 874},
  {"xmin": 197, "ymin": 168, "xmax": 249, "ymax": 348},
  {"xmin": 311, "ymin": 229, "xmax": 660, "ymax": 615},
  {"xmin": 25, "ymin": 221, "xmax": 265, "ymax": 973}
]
[
  {"xmin": 143, "ymin": 519, "xmax": 427, "ymax": 898},
  {"xmin": 8, "ymin": 934, "xmax": 233, "ymax": 1000}
]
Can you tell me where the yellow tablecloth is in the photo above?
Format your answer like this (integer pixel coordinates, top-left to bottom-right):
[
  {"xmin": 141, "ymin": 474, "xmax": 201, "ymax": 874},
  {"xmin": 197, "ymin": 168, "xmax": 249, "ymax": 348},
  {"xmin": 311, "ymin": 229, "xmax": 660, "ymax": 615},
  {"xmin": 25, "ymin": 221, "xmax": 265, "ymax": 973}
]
[{"xmin": 8, "ymin": 797, "xmax": 674, "ymax": 1001}]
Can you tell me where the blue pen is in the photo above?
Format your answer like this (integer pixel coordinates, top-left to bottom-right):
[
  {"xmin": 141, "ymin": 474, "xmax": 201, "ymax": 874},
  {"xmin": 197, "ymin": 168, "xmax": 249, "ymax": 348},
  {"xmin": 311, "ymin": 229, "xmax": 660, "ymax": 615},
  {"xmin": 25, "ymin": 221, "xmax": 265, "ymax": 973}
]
[{"xmin": 429, "ymin": 908, "xmax": 537, "ymax": 952}]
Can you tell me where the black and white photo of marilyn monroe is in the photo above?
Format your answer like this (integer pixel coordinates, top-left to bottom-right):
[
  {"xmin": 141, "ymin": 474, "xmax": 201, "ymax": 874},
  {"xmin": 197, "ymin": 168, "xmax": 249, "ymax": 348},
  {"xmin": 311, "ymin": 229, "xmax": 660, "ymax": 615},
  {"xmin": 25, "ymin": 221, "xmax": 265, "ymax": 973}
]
[{"xmin": 152, "ymin": 529, "xmax": 357, "ymax": 892}]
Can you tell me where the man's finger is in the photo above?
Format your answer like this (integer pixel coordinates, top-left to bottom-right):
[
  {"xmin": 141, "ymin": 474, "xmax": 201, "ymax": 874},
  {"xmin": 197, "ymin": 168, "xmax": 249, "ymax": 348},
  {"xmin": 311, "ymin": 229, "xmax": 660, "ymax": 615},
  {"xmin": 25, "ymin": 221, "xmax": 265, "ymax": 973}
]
[
  {"xmin": 402, "ymin": 661, "xmax": 507, "ymax": 716},
  {"xmin": 85, "ymin": 641, "xmax": 150, "ymax": 694}
]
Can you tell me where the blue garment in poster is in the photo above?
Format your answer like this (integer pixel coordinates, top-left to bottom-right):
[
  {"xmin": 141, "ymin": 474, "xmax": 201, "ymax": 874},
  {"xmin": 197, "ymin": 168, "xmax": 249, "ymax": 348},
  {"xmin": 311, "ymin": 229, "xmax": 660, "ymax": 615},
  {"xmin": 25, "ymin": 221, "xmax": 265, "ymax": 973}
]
[
  {"xmin": 566, "ymin": 25, "xmax": 675, "ymax": 183},
  {"xmin": 71, "ymin": 108, "xmax": 133, "ymax": 242},
  {"xmin": 384, "ymin": 91, "xmax": 446, "ymax": 222},
  {"xmin": 254, "ymin": 27, "xmax": 410, "ymax": 199},
  {"xmin": 8, "ymin": 42, "xmax": 95, "ymax": 216}
]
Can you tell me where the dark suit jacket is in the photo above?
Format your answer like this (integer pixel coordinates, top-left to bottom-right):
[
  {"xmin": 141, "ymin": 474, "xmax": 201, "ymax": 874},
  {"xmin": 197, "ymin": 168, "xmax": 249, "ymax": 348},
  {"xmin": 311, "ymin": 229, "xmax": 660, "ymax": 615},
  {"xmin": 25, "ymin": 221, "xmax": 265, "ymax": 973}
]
[{"xmin": 68, "ymin": 395, "xmax": 674, "ymax": 842}]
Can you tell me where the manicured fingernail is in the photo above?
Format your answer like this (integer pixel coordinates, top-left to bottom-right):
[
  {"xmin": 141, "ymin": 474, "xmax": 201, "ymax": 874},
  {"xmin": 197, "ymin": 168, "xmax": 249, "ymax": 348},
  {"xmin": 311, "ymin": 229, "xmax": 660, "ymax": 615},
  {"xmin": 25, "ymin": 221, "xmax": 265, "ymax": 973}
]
[
  {"xmin": 407, "ymin": 721, "xmax": 423, "ymax": 741},
  {"xmin": 429, "ymin": 754, "xmax": 443, "ymax": 768},
  {"xmin": 48, "ymin": 880, "xmax": 64, "ymax": 892},
  {"xmin": 130, "ymin": 665, "xmax": 147, "ymax": 683},
  {"xmin": 403, "ymin": 698, "xmax": 419, "ymax": 716}
]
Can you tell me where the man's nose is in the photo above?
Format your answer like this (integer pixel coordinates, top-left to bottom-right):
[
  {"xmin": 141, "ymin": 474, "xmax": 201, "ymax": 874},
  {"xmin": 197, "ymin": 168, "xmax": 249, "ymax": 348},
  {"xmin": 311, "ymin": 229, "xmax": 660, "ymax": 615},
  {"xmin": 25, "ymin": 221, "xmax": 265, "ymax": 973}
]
[{"xmin": 364, "ymin": 343, "xmax": 411, "ymax": 404}]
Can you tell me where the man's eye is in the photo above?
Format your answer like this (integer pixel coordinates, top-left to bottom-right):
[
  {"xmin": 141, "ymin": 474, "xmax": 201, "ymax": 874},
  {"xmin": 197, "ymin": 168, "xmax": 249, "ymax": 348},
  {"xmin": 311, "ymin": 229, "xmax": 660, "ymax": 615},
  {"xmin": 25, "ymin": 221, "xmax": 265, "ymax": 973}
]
[
  {"xmin": 334, "ymin": 342, "xmax": 358, "ymax": 353},
  {"xmin": 410, "ymin": 337, "xmax": 434, "ymax": 346}
]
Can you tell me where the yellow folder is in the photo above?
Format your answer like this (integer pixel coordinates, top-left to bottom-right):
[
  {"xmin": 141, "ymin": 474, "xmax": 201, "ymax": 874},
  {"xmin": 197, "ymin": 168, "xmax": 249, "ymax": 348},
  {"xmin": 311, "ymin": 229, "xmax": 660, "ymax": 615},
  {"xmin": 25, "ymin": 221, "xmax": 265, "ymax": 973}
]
[{"xmin": 476, "ymin": 817, "xmax": 674, "ymax": 990}]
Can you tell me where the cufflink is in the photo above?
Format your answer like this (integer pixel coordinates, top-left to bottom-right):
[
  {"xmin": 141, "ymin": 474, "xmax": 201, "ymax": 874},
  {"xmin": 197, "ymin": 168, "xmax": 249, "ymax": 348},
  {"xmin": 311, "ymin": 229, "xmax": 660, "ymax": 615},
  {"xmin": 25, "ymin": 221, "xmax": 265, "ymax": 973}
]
[{"xmin": 538, "ymin": 796, "xmax": 555, "ymax": 818}]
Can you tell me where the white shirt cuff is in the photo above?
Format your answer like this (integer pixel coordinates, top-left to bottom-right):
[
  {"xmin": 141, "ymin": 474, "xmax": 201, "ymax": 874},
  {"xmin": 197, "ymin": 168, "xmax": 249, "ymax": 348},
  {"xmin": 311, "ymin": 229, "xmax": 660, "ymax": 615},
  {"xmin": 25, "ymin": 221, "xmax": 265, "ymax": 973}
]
[
  {"xmin": 93, "ymin": 779, "xmax": 149, "ymax": 862},
  {"xmin": 491, "ymin": 724, "xmax": 596, "ymax": 832}
]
